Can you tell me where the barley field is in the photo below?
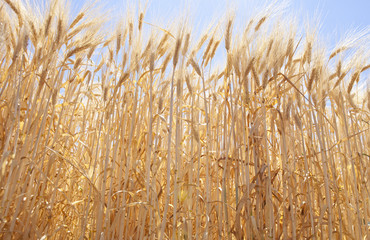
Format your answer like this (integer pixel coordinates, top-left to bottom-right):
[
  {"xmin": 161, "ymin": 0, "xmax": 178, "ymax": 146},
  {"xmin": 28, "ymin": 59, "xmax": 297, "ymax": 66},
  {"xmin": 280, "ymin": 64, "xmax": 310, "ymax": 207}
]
[{"xmin": 0, "ymin": 0, "xmax": 369, "ymax": 239}]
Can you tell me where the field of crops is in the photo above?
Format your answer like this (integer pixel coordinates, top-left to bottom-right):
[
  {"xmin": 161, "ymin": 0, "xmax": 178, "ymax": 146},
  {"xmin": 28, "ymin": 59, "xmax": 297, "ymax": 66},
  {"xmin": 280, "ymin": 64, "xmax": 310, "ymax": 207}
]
[{"xmin": 0, "ymin": 0, "xmax": 369, "ymax": 239}]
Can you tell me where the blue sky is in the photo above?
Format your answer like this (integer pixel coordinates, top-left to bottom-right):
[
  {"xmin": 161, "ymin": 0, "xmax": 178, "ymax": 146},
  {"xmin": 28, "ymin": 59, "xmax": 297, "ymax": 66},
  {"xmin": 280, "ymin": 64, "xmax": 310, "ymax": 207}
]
[
  {"xmin": 144, "ymin": 0, "xmax": 370, "ymax": 35},
  {"xmin": 71, "ymin": 0, "xmax": 369, "ymax": 91},
  {"xmin": 84, "ymin": 0, "xmax": 370, "ymax": 49}
]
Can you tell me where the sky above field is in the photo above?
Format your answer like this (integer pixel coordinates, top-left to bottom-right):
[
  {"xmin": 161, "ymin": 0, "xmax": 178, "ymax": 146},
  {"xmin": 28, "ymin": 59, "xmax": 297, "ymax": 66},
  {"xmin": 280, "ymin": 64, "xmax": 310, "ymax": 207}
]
[
  {"xmin": 71, "ymin": 0, "xmax": 369, "ymax": 91},
  {"xmin": 148, "ymin": 0, "xmax": 370, "ymax": 39},
  {"xmin": 81, "ymin": 0, "xmax": 370, "ymax": 48}
]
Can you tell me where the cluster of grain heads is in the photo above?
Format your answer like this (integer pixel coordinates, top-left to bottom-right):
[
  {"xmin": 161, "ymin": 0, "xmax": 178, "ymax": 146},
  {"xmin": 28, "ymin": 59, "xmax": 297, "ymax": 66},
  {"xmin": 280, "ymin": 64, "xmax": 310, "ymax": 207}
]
[{"xmin": 0, "ymin": 0, "xmax": 369, "ymax": 239}]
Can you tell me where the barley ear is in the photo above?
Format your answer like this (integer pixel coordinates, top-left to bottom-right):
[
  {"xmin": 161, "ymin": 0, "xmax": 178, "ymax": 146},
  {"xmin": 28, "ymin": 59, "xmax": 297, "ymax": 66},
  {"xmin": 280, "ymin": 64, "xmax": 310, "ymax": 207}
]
[
  {"xmin": 254, "ymin": 16, "xmax": 266, "ymax": 32},
  {"xmin": 70, "ymin": 12, "xmax": 84, "ymax": 29},
  {"xmin": 182, "ymin": 33, "xmax": 190, "ymax": 56},
  {"xmin": 138, "ymin": 12, "xmax": 143, "ymax": 31},
  {"xmin": 185, "ymin": 73, "xmax": 193, "ymax": 94},
  {"xmin": 225, "ymin": 18, "xmax": 233, "ymax": 51},
  {"xmin": 173, "ymin": 37, "xmax": 182, "ymax": 67},
  {"xmin": 307, "ymin": 67, "xmax": 316, "ymax": 92},
  {"xmin": 4, "ymin": 0, "xmax": 23, "ymax": 26},
  {"xmin": 188, "ymin": 58, "xmax": 202, "ymax": 77},
  {"xmin": 150, "ymin": 52, "xmax": 155, "ymax": 73},
  {"xmin": 347, "ymin": 71, "xmax": 360, "ymax": 94}
]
